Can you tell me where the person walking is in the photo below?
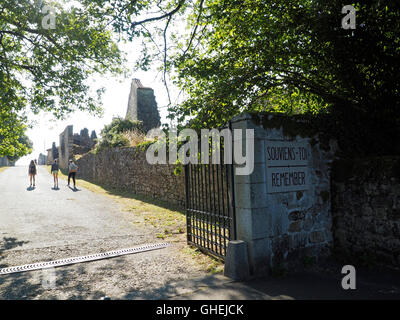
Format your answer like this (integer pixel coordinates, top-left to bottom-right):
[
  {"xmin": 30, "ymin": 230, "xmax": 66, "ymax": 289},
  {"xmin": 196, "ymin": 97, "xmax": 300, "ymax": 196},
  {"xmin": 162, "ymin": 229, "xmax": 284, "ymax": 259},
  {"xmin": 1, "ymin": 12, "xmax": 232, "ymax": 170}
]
[
  {"xmin": 51, "ymin": 159, "xmax": 59, "ymax": 189},
  {"xmin": 28, "ymin": 160, "xmax": 37, "ymax": 187},
  {"xmin": 68, "ymin": 159, "xmax": 78, "ymax": 189}
]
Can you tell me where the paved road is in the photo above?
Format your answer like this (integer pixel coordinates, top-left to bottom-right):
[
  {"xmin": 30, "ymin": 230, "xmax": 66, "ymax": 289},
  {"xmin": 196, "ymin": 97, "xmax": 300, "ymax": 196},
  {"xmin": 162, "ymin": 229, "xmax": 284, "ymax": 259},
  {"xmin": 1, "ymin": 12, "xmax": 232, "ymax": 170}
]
[
  {"xmin": 0, "ymin": 166, "xmax": 206, "ymax": 300},
  {"xmin": 2, "ymin": 166, "xmax": 399, "ymax": 301}
]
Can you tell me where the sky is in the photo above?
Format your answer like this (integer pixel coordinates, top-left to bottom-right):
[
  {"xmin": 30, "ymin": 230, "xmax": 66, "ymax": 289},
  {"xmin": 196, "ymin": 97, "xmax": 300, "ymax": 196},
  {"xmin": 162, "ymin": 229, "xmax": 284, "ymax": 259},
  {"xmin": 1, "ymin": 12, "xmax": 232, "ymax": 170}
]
[{"xmin": 17, "ymin": 43, "xmax": 174, "ymax": 166}]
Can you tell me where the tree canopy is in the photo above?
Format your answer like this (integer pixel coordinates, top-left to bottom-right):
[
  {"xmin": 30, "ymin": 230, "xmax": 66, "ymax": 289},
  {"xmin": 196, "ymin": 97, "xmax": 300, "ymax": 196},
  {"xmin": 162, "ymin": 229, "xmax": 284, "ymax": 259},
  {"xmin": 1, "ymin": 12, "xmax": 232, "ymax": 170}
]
[
  {"xmin": 95, "ymin": 117, "xmax": 143, "ymax": 152},
  {"xmin": 168, "ymin": 0, "xmax": 400, "ymax": 155},
  {"xmin": 1, "ymin": 0, "xmax": 399, "ymax": 157},
  {"xmin": 0, "ymin": 0, "xmax": 124, "ymax": 157},
  {"xmin": 96, "ymin": 0, "xmax": 400, "ymax": 156}
]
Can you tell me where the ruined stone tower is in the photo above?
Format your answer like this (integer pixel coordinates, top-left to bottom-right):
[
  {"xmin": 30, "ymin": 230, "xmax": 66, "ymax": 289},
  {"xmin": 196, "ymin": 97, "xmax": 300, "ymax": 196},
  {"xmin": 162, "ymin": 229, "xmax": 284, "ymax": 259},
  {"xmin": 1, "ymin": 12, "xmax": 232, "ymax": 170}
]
[{"xmin": 125, "ymin": 78, "xmax": 161, "ymax": 132}]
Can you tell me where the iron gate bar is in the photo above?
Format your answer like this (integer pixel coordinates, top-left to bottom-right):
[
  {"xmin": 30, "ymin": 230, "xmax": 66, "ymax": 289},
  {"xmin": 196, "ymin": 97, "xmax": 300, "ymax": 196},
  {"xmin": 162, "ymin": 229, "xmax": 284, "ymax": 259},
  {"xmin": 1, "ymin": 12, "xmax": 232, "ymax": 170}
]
[
  {"xmin": 185, "ymin": 164, "xmax": 191, "ymax": 244},
  {"xmin": 207, "ymin": 163, "xmax": 213, "ymax": 254},
  {"xmin": 216, "ymin": 163, "xmax": 222, "ymax": 256},
  {"xmin": 228, "ymin": 120, "xmax": 237, "ymax": 241},
  {"xmin": 185, "ymin": 130, "xmax": 236, "ymax": 260}
]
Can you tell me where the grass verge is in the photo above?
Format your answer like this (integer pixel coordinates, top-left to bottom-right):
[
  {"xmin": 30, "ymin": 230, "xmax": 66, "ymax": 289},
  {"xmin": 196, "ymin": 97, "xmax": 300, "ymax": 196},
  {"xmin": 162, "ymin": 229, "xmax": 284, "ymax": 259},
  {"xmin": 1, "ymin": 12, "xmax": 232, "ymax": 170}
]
[
  {"xmin": 0, "ymin": 167, "xmax": 9, "ymax": 174},
  {"xmin": 45, "ymin": 165, "xmax": 224, "ymax": 274}
]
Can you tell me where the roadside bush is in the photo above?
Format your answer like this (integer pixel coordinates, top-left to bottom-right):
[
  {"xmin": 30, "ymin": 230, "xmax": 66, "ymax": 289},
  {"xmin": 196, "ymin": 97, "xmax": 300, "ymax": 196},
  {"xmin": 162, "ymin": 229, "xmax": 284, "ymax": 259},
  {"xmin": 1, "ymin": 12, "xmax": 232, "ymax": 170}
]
[
  {"xmin": 94, "ymin": 117, "xmax": 143, "ymax": 152},
  {"xmin": 122, "ymin": 129, "xmax": 149, "ymax": 147}
]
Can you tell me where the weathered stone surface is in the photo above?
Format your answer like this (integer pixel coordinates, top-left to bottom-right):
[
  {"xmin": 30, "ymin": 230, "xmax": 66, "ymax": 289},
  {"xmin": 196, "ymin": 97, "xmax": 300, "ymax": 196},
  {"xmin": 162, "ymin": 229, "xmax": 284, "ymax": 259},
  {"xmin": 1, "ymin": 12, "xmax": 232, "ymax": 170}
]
[
  {"xmin": 309, "ymin": 231, "xmax": 325, "ymax": 243},
  {"xmin": 288, "ymin": 210, "xmax": 306, "ymax": 221},
  {"xmin": 0, "ymin": 157, "xmax": 14, "ymax": 166},
  {"xmin": 289, "ymin": 221, "xmax": 302, "ymax": 232},
  {"xmin": 232, "ymin": 113, "xmax": 335, "ymax": 275},
  {"xmin": 76, "ymin": 147, "xmax": 185, "ymax": 207},
  {"xmin": 224, "ymin": 240, "xmax": 250, "ymax": 281},
  {"xmin": 56, "ymin": 125, "xmax": 96, "ymax": 170},
  {"xmin": 126, "ymin": 78, "xmax": 161, "ymax": 132},
  {"xmin": 332, "ymin": 156, "xmax": 400, "ymax": 270}
]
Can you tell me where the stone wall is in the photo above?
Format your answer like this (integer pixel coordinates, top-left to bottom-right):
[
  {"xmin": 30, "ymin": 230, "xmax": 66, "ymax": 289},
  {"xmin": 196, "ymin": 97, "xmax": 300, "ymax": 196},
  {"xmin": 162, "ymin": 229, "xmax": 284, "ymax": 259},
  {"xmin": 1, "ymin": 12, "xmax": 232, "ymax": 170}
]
[
  {"xmin": 332, "ymin": 157, "xmax": 400, "ymax": 269},
  {"xmin": 0, "ymin": 157, "xmax": 14, "ymax": 166},
  {"xmin": 75, "ymin": 147, "xmax": 185, "ymax": 207}
]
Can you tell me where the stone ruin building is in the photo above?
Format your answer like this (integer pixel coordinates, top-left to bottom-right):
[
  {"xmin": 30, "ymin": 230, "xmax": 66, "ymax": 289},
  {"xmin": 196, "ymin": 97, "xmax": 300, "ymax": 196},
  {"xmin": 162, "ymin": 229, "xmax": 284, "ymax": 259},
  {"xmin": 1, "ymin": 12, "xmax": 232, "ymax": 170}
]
[
  {"xmin": 47, "ymin": 126, "xmax": 97, "ymax": 169},
  {"xmin": 125, "ymin": 78, "xmax": 161, "ymax": 132},
  {"xmin": 46, "ymin": 78, "xmax": 160, "ymax": 169},
  {"xmin": 38, "ymin": 153, "xmax": 47, "ymax": 165}
]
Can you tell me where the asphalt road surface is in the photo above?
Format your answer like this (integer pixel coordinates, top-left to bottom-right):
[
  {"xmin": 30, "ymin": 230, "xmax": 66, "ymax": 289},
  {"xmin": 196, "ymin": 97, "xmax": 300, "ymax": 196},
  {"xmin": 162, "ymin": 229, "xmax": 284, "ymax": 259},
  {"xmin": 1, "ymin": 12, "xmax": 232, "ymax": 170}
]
[{"xmin": 0, "ymin": 166, "xmax": 206, "ymax": 299}]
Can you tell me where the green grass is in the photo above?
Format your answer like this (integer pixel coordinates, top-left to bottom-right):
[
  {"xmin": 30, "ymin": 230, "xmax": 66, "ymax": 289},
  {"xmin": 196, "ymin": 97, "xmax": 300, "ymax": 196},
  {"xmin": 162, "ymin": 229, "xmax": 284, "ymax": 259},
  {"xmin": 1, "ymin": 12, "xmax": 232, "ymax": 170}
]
[
  {"xmin": 0, "ymin": 167, "xmax": 9, "ymax": 174},
  {"xmin": 45, "ymin": 165, "xmax": 224, "ymax": 274}
]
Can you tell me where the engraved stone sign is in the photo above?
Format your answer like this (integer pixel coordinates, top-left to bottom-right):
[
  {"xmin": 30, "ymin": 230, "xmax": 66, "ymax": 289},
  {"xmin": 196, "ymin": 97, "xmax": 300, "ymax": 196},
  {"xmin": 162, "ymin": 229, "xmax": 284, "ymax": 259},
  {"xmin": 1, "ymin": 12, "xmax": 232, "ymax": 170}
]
[{"xmin": 265, "ymin": 141, "xmax": 310, "ymax": 193}]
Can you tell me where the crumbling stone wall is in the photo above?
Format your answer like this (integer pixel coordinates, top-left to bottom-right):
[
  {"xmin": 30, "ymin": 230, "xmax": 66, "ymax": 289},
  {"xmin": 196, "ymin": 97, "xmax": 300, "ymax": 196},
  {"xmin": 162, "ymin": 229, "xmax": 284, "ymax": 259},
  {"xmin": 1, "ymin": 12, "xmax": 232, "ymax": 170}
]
[
  {"xmin": 57, "ymin": 125, "xmax": 96, "ymax": 170},
  {"xmin": 0, "ymin": 157, "xmax": 14, "ymax": 166},
  {"xmin": 75, "ymin": 147, "xmax": 185, "ymax": 207},
  {"xmin": 332, "ymin": 157, "xmax": 400, "ymax": 269}
]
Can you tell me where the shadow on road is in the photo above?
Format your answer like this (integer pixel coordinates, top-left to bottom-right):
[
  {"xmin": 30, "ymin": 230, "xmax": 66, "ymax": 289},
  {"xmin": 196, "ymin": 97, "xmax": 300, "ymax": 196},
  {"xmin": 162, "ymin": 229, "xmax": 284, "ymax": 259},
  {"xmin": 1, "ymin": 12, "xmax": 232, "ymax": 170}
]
[
  {"xmin": 26, "ymin": 186, "xmax": 35, "ymax": 191},
  {"xmin": 68, "ymin": 186, "xmax": 80, "ymax": 192},
  {"xmin": 0, "ymin": 237, "xmax": 41, "ymax": 299},
  {"xmin": 0, "ymin": 237, "xmax": 30, "ymax": 268},
  {"xmin": 0, "ymin": 237, "xmax": 108, "ymax": 300}
]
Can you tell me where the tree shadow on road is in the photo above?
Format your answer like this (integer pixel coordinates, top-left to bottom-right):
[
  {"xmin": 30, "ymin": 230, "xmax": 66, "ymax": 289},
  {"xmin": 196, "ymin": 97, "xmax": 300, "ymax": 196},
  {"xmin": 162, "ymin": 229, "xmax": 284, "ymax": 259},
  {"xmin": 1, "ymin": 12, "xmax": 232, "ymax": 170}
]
[
  {"xmin": 0, "ymin": 237, "xmax": 43, "ymax": 300},
  {"xmin": 121, "ymin": 276, "xmax": 240, "ymax": 300},
  {"xmin": 0, "ymin": 250, "xmax": 108, "ymax": 300},
  {"xmin": 0, "ymin": 237, "xmax": 30, "ymax": 268}
]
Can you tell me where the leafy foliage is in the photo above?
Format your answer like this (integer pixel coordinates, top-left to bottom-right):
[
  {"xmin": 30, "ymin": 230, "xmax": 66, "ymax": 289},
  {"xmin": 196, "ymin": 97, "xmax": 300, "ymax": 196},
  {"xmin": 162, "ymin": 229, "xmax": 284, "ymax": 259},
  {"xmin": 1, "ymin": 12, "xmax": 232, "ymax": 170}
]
[
  {"xmin": 5, "ymin": 134, "xmax": 33, "ymax": 163},
  {"xmin": 0, "ymin": 0, "xmax": 124, "ymax": 157},
  {"xmin": 2, "ymin": 0, "xmax": 399, "ymax": 157},
  {"xmin": 102, "ymin": 0, "xmax": 399, "ymax": 156},
  {"xmin": 95, "ymin": 117, "xmax": 143, "ymax": 152},
  {"xmin": 168, "ymin": 0, "xmax": 400, "ymax": 154}
]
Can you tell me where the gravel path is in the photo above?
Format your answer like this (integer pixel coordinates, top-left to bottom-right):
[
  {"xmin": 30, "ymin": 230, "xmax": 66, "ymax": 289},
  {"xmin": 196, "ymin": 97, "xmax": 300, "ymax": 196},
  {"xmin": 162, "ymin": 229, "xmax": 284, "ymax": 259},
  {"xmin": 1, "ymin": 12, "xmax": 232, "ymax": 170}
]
[{"xmin": 0, "ymin": 166, "xmax": 206, "ymax": 299}]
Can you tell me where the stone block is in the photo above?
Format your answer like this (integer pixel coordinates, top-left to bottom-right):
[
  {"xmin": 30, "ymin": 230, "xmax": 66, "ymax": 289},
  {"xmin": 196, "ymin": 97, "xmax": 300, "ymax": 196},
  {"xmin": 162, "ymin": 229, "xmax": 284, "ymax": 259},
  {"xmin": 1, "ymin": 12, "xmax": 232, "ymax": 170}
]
[
  {"xmin": 234, "ymin": 182, "xmax": 267, "ymax": 209},
  {"xmin": 288, "ymin": 210, "xmax": 306, "ymax": 221},
  {"xmin": 309, "ymin": 231, "xmax": 325, "ymax": 243},
  {"xmin": 289, "ymin": 221, "xmax": 302, "ymax": 233},
  {"xmin": 224, "ymin": 240, "xmax": 250, "ymax": 280}
]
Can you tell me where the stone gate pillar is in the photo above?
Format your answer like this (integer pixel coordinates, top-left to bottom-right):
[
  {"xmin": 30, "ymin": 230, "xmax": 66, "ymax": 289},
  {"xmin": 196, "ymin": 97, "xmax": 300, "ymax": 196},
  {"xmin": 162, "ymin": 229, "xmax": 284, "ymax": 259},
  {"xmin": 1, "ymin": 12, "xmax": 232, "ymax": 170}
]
[{"xmin": 231, "ymin": 113, "xmax": 336, "ymax": 275}]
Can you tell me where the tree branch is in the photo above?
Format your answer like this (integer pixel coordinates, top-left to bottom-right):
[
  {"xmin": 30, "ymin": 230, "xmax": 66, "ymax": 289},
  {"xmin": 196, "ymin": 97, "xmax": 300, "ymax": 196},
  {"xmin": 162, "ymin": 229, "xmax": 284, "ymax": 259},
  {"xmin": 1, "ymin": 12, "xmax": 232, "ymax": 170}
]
[
  {"xmin": 163, "ymin": 14, "xmax": 172, "ymax": 106},
  {"xmin": 182, "ymin": 0, "xmax": 204, "ymax": 56},
  {"xmin": 130, "ymin": 0, "xmax": 185, "ymax": 29}
]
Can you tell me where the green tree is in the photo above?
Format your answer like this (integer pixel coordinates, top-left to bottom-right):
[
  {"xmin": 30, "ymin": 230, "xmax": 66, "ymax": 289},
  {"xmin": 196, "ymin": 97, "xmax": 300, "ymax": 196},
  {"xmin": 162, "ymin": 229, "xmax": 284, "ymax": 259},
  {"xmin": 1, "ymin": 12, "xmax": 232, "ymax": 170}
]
[
  {"xmin": 95, "ymin": 117, "xmax": 143, "ymax": 152},
  {"xmin": 168, "ymin": 0, "xmax": 400, "ymax": 156},
  {"xmin": 0, "ymin": 0, "xmax": 124, "ymax": 157},
  {"xmin": 97, "ymin": 0, "xmax": 399, "ymax": 156},
  {"xmin": 6, "ymin": 134, "xmax": 33, "ymax": 163}
]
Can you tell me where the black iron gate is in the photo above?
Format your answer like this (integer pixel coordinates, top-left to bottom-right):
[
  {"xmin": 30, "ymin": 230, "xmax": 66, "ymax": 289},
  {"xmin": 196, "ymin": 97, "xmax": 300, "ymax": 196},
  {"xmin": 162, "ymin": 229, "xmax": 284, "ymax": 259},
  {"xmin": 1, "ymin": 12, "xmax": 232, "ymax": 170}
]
[{"xmin": 185, "ymin": 151, "xmax": 236, "ymax": 259}]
